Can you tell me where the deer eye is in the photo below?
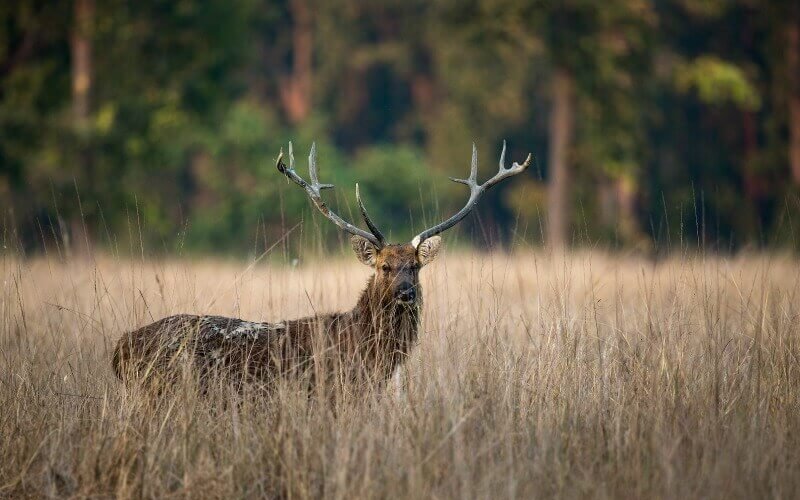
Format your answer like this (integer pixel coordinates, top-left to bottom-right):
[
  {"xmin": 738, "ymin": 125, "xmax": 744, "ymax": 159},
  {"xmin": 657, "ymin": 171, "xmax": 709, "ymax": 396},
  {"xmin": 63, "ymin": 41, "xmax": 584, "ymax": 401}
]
[{"xmin": 381, "ymin": 263, "xmax": 391, "ymax": 272}]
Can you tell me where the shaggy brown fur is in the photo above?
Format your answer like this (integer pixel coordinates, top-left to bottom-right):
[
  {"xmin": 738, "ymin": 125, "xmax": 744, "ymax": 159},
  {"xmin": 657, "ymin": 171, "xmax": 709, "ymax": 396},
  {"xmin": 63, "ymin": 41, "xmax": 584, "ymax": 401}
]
[{"xmin": 112, "ymin": 240, "xmax": 439, "ymax": 392}]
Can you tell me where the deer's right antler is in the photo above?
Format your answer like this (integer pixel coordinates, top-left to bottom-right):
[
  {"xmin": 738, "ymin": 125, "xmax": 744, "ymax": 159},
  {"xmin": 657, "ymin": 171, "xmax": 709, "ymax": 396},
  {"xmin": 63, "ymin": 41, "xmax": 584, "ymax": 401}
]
[{"xmin": 277, "ymin": 142, "xmax": 386, "ymax": 248}]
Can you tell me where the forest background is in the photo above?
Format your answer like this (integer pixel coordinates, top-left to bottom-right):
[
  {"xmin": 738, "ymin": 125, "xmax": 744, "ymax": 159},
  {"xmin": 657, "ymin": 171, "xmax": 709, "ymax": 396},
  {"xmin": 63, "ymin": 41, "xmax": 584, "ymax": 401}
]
[{"xmin": 2, "ymin": 0, "xmax": 799, "ymax": 257}]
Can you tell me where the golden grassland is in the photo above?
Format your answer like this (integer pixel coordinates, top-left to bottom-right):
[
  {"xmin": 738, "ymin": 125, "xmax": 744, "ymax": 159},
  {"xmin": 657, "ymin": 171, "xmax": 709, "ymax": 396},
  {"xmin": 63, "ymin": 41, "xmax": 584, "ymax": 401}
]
[{"xmin": 2, "ymin": 249, "xmax": 800, "ymax": 498}]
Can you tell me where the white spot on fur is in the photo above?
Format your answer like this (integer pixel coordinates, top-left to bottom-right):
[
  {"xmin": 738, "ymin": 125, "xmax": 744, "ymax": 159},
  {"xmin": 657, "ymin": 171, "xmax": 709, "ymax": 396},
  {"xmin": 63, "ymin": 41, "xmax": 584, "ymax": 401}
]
[{"xmin": 221, "ymin": 320, "xmax": 285, "ymax": 341}]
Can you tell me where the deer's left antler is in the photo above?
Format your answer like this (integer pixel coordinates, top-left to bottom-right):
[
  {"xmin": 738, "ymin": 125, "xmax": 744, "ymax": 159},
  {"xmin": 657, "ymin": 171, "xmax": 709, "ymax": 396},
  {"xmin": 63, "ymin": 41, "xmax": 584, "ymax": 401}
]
[{"xmin": 411, "ymin": 141, "xmax": 532, "ymax": 248}]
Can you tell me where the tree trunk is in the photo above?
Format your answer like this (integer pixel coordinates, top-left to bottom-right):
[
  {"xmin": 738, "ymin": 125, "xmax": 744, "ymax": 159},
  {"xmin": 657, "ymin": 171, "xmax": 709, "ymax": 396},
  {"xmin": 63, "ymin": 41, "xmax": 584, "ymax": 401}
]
[
  {"xmin": 547, "ymin": 68, "xmax": 574, "ymax": 250},
  {"xmin": 741, "ymin": 110, "xmax": 764, "ymax": 234},
  {"xmin": 72, "ymin": 0, "xmax": 92, "ymax": 129},
  {"xmin": 615, "ymin": 176, "xmax": 648, "ymax": 251},
  {"xmin": 280, "ymin": 0, "xmax": 313, "ymax": 124},
  {"xmin": 788, "ymin": 20, "xmax": 800, "ymax": 184},
  {"xmin": 70, "ymin": 0, "xmax": 94, "ymax": 257}
]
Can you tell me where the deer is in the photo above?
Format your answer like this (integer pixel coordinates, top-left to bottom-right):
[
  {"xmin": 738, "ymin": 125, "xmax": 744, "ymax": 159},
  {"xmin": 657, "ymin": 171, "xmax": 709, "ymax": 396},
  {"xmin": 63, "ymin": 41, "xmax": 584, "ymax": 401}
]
[{"xmin": 112, "ymin": 141, "xmax": 531, "ymax": 393}]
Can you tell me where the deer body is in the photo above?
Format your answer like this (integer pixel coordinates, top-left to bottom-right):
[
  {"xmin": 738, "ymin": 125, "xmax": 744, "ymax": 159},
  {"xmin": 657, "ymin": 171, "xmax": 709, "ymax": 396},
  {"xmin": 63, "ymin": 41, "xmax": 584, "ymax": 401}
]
[
  {"xmin": 113, "ymin": 244, "xmax": 431, "ymax": 389},
  {"xmin": 112, "ymin": 294, "xmax": 418, "ymax": 390},
  {"xmin": 112, "ymin": 141, "xmax": 530, "ymax": 392}
]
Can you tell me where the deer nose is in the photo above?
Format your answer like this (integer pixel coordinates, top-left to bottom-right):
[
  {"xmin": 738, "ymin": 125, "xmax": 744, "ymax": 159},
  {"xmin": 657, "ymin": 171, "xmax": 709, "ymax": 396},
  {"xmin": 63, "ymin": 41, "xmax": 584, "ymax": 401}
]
[{"xmin": 396, "ymin": 283, "xmax": 416, "ymax": 302}]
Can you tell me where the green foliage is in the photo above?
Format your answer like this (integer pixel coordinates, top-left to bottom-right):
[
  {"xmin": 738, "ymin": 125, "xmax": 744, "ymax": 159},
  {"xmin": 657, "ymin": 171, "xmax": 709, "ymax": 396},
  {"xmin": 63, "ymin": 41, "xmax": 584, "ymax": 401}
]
[
  {"xmin": 675, "ymin": 56, "xmax": 761, "ymax": 110},
  {"xmin": 351, "ymin": 145, "xmax": 446, "ymax": 242}
]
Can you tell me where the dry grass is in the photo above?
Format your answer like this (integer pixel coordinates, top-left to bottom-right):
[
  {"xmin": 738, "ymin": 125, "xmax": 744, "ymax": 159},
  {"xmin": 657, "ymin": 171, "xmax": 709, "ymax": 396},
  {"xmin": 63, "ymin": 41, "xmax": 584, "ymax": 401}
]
[{"xmin": 2, "ymin": 249, "xmax": 800, "ymax": 498}]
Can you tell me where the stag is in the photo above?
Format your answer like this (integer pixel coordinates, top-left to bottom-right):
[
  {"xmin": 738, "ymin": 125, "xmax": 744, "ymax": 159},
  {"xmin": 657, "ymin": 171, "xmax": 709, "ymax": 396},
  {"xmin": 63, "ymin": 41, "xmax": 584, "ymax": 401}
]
[{"xmin": 113, "ymin": 142, "xmax": 531, "ymax": 392}]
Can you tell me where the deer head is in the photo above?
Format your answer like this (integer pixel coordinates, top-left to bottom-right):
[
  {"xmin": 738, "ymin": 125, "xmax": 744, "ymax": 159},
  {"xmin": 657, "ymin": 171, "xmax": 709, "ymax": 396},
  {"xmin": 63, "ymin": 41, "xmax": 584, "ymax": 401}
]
[{"xmin": 276, "ymin": 141, "xmax": 531, "ymax": 305}]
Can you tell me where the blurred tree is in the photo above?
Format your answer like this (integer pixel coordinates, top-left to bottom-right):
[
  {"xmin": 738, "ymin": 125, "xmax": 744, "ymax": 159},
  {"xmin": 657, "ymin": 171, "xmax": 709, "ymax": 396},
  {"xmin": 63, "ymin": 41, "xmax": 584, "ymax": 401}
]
[
  {"xmin": 788, "ymin": 7, "xmax": 800, "ymax": 185},
  {"xmin": 647, "ymin": 0, "xmax": 794, "ymax": 249},
  {"xmin": 280, "ymin": 0, "xmax": 313, "ymax": 124},
  {"xmin": 0, "ymin": 1, "xmax": 71, "ymax": 252},
  {"xmin": 433, "ymin": 0, "xmax": 656, "ymax": 249},
  {"xmin": 547, "ymin": 68, "xmax": 573, "ymax": 250},
  {"xmin": 69, "ymin": 0, "xmax": 94, "ymax": 255}
]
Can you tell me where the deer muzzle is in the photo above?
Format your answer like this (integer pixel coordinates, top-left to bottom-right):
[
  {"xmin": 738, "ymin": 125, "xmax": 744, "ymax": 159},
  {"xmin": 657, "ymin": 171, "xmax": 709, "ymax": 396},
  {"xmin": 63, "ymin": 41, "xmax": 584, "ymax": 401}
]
[{"xmin": 395, "ymin": 282, "xmax": 416, "ymax": 303}]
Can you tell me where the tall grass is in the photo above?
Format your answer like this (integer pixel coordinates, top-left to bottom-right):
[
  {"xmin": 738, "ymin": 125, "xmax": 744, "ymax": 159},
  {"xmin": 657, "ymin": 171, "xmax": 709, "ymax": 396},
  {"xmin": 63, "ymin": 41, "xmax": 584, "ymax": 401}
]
[{"xmin": 2, "ymin": 249, "xmax": 800, "ymax": 498}]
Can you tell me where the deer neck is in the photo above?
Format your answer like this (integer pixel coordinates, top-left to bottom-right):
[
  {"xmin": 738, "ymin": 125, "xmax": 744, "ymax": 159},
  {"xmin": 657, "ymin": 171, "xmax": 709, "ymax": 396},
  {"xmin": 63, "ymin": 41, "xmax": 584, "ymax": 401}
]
[{"xmin": 354, "ymin": 275, "xmax": 422, "ymax": 337}]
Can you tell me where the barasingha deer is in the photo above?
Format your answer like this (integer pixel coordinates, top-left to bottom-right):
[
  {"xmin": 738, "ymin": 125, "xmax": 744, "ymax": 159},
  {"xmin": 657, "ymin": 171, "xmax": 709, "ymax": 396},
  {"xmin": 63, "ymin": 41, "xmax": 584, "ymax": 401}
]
[{"xmin": 113, "ymin": 141, "xmax": 531, "ymax": 392}]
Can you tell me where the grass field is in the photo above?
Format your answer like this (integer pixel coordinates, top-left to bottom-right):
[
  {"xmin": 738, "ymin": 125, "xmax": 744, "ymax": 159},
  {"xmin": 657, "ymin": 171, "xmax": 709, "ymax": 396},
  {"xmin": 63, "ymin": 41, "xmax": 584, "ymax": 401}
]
[{"xmin": 2, "ymin": 249, "xmax": 800, "ymax": 498}]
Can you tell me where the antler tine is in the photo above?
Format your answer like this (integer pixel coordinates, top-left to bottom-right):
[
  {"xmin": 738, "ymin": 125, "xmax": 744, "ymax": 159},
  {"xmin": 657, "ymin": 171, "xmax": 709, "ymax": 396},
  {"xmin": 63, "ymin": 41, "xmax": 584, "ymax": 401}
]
[
  {"xmin": 471, "ymin": 143, "xmax": 479, "ymax": 182},
  {"xmin": 276, "ymin": 142, "xmax": 384, "ymax": 248},
  {"xmin": 356, "ymin": 183, "xmax": 386, "ymax": 246},
  {"xmin": 411, "ymin": 141, "xmax": 531, "ymax": 248},
  {"xmin": 448, "ymin": 143, "xmax": 479, "ymax": 188},
  {"xmin": 308, "ymin": 142, "xmax": 334, "ymax": 190}
]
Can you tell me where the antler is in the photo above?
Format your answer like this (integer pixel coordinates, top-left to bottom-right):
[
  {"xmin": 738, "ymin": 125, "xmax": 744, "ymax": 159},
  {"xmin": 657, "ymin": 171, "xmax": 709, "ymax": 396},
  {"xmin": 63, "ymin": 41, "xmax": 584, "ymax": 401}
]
[
  {"xmin": 277, "ymin": 142, "xmax": 386, "ymax": 248},
  {"xmin": 411, "ymin": 141, "xmax": 532, "ymax": 248},
  {"xmin": 356, "ymin": 183, "xmax": 386, "ymax": 244}
]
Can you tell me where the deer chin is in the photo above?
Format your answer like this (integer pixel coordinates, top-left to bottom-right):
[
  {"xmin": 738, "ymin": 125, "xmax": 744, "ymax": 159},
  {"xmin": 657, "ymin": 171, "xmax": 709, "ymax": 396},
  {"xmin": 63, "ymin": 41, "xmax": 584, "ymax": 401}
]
[{"xmin": 395, "ymin": 297, "xmax": 416, "ymax": 306}]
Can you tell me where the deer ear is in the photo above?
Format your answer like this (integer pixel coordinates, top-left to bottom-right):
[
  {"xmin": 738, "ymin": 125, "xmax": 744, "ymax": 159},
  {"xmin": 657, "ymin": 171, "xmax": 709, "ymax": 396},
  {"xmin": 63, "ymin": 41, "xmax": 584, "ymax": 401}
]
[
  {"xmin": 416, "ymin": 236, "xmax": 441, "ymax": 266},
  {"xmin": 351, "ymin": 235, "xmax": 378, "ymax": 266}
]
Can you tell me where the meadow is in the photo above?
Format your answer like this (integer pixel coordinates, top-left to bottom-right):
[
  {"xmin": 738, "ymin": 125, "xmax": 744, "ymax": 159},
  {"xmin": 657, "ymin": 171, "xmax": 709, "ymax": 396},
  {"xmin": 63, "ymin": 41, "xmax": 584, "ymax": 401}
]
[{"xmin": 2, "ymin": 249, "xmax": 800, "ymax": 498}]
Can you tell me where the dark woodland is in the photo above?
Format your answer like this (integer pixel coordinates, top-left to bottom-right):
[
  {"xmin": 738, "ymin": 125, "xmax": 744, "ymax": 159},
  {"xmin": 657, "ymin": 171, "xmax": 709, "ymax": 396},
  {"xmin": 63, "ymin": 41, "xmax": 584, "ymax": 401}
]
[{"xmin": 1, "ymin": 0, "xmax": 799, "ymax": 255}]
